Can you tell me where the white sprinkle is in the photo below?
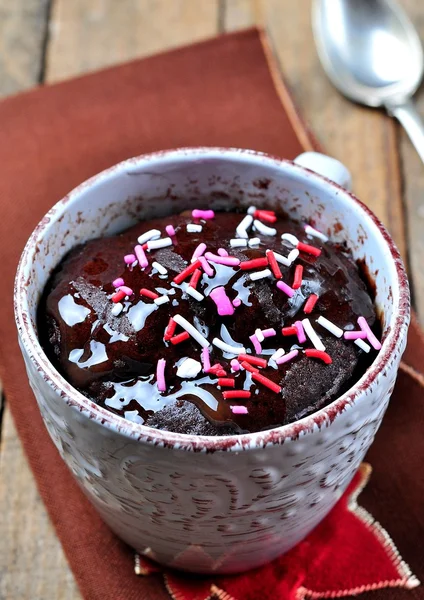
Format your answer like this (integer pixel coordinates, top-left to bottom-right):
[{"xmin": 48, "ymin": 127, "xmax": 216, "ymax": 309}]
[
  {"xmin": 173, "ymin": 314, "xmax": 210, "ymax": 348},
  {"xmin": 305, "ymin": 225, "xmax": 328, "ymax": 242},
  {"xmin": 131, "ymin": 260, "xmax": 138, "ymax": 268},
  {"xmin": 236, "ymin": 214, "xmax": 253, "ymax": 238},
  {"xmin": 288, "ymin": 249, "xmax": 300, "ymax": 264},
  {"xmin": 111, "ymin": 302, "xmax": 123, "ymax": 316},
  {"xmin": 271, "ymin": 250, "xmax": 291, "ymax": 267},
  {"xmin": 230, "ymin": 238, "xmax": 247, "ymax": 248},
  {"xmin": 281, "ymin": 233, "xmax": 299, "ymax": 246},
  {"xmin": 317, "ymin": 316, "xmax": 343, "ymax": 338},
  {"xmin": 137, "ymin": 229, "xmax": 161, "ymax": 245},
  {"xmin": 248, "ymin": 237, "xmax": 261, "ymax": 246},
  {"xmin": 152, "ymin": 261, "xmax": 168, "ymax": 275},
  {"xmin": 186, "ymin": 287, "xmax": 204, "ymax": 301},
  {"xmin": 154, "ymin": 295, "xmax": 169, "ymax": 306},
  {"xmin": 212, "ymin": 338, "xmax": 246, "ymax": 355},
  {"xmin": 176, "ymin": 358, "xmax": 202, "ymax": 379},
  {"xmin": 253, "ymin": 219, "xmax": 277, "ymax": 236},
  {"xmin": 255, "ymin": 328, "xmax": 265, "ymax": 343},
  {"xmin": 271, "ymin": 348, "xmax": 286, "ymax": 362},
  {"xmin": 247, "ymin": 206, "xmax": 257, "ymax": 215},
  {"xmin": 249, "ymin": 268, "xmax": 272, "ymax": 281},
  {"xmin": 187, "ymin": 224, "xmax": 203, "ymax": 233},
  {"xmin": 302, "ymin": 318, "xmax": 326, "ymax": 351},
  {"xmin": 355, "ymin": 339, "xmax": 371, "ymax": 353},
  {"xmin": 147, "ymin": 237, "xmax": 173, "ymax": 250}
]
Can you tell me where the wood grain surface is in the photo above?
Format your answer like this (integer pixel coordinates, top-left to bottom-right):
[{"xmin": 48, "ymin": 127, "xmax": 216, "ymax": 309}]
[{"xmin": 0, "ymin": 1, "xmax": 423, "ymax": 598}]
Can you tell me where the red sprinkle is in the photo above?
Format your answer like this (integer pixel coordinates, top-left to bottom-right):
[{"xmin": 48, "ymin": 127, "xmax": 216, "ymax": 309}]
[
  {"xmin": 252, "ymin": 372, "xmax": 281, "ymax": 393},
  {"xmin": 164, "ymin": 317, "xmax": 177, "ymax": 341},
  {"xmin": 254, "ymin": 209, "xmax": 277, "ymax": 223},
  {"xmin": 173, "ymin": 259, "xmax": 201, "ymax": 284},
  {"xmin": 293, "ymin": 264, "xmax": 303, "ymax": 289},
  {"xmin": 216, "ymin": 369, "xmax": 227, "ymax": 377},
  {"xmin": 142, "ymin": 243, "xmax": 148, "ymax": 250},
  {"xmin": 208, "ymin": 364, "xmax": 226, "ymax": 376},
  {"xmin": 237, "ymin": 354, "xmax": 267, "ymax": 368},
  {"xmin": 239, "ymin": 257, "xmax": 269, "ymax": 270},
  {"xmin": 240, "ymin": 361, "xmax": 259, "ymax": 374},
  {"xmin": 304, "ymin": 294, "xmax": 319, "ymax": 314},
  {"xmin": 297, "ymin": 242, "xmax": 321, "ymax": 257},
  {"xmin": 218, "ymin": 378, "xmax": 235, "ymax": 387},
  {"xmin": 189, "ymin": 268, "xmax": 202, "ymax": 289},
  {"xmin": 266, "ymin": 250, "xmax": 282, "ymax": 279},
  {"xmin": 112, "ymin": 290, "xmax": 126, "ymax": 303},
  {"xmin": 305, "ymin": 349, "xmax": 332, "ymax": 364},
  {"xmin": 170, "ymin": 331, "xmax": 190, "ymax": 345},
  {"xmin": 223, "ymin": 390, "xmax": 251, "ymax": 399},
  {"xmin": 282, "ymin": 326, "xmax": 297, "ymax": 336},
  {"xmin": 140, "ymin": 288, "xmax": 159, "ymax": 300}
]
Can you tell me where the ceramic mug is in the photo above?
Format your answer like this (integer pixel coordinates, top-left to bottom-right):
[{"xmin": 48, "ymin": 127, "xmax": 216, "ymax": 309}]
[{"xmin": 14, "ymin": 148, "xmax": 409, "ymax": 574}]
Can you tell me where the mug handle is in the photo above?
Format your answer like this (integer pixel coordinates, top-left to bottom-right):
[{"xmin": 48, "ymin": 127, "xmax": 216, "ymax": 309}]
[{"xmin": 294, "ymin": 151, "xmax": 352, "ymax": 191}]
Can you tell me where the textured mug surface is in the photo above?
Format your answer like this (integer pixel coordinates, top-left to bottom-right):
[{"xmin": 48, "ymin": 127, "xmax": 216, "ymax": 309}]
[{"xmin": 15, "ymin": 148, "xmax": 410, "ymax": 573}]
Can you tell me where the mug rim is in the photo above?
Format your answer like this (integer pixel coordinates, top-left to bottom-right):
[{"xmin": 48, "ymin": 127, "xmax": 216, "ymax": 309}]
[{"xmin": 14, "ymin": 147, "xmax": 410, "ymax": 451}]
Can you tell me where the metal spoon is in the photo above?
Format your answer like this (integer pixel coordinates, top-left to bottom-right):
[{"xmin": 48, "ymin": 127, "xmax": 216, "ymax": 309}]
[{"xmin": 313, "ymin": 0, "xmax": 424, "ymax": 162}]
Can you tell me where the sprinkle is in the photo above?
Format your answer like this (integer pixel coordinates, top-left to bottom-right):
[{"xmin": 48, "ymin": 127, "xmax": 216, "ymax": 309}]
[
  {"xmin": 238, "ymin": 354, "xmax": 267, "ymax": 368},
  {"xmin": 304, "ymin": 294, "xmax": 319, "ymax": 314},
  {"xmin": 272, "ymin": 251, "xmax": 291, "ymax": 267},
  {"xmin": 189, "ymin": 268, "xmax": 202, "ymax": 289},
  {"xmin": 240, "ymin": 257, "xmax": 268, "ymax": 270},
  {"xmin": 266, "ymin": 250, "xmax": 282, "ymax": 279},
  {"xmin": 249, "ymin": 334, "xmax": 262, "ymax": 354},
  {"xmin": 247, "ymin": 206, "xmax": 257, "ymax": 215},
  {"xmin": 357, "ymin": 316, "xmax": 382, "ymax": 350},
  {"xmin": 187, "ymin": 224, "xmax": 202, "ymax": 233},
  {"xmin": 255, "ymin": 328, "xmax": 264, "ymax": 343},
  {"xmin": 112, "ymin": 278, "xmax": 124, "ymax": 288},
  {"xmin": 124, "ymin": 254, "xmax": 136, "ymax": 265},
  {"xmin": 147, "ymin": 237, "xmax": 173, "ymax": 251},
  {"xmin": 302, "ymin": 318, "xmax": 326, "ymax": 351},
  {"xmin": 281, "ymin": 233, "xmax": 299, "ymax": 246},
  {"xmin": 276, "ymin": 349, "xmax": 299, "ymax": 365},
  {"xmin": 253, "ymin": 219, "xmax": 277, "ymax": 236},
  {"xmin": 112, "ymin": 290, "xmax": 126, "ymax": 303},
  {"xmin": 152, "ymin": 261, "xmax": 168, "ymax": 275},
  {"xmin": 297, "ymin": 242, "xmax": 321, "ymax": 257},
  {"xmin": 134, "ymin": 245, "xmax": 149, "ymax": 268},
  {"xmin": 213, "ymin": 338, "xmax": 246, "ymax": 355},
  {"xmin": 236, "ymin": 214, "xmax": 253, "ymax": 238},
  {"xmin": 355, "ymin": 339, "xmax": 371, "ymax": 353},
  {"xmin": 191, "ymin": 243, "xmax": 207, "ymax": 262},
  {"xmin": 218, "ymin": 378, "xmax": 235, "ymax": 387},
  {"xmin": 192, "ymin": 209, "xmax": 215, "ymax": 220},
  {"xmin": 198, "ymin": 256, "xmax": 214, "ymax": 276},
  {"xmin": 164, "ymin": 317, "xmax": 177, "ymax": 340},
  {"xmin": 294, "ymin": 320, "xmax": 306, "ymax": 343},
  {"xmin": 165, "ymin": 225, "xmax": 176, "ymax": 236},
  {"xmin": 230, "ymin": 238, "xmax": 247, "ymax": 248},
  {"xmin": 293, "ymin": 265, "xmax": 303, "ymax": 289},
  {"xmin": 262, "ymin": 328, "xmax": 277, "ymax": 338},
  {"xmin": 254, "ymin": 209, "xmax": 277, "ymax": 223},
  {"xmin": 186, "ymin": 287, "xmax": 204, "ymax": 301},
  {"xmin": 282, "ymin": 326, "xmax": 297, "ymax": 336},
  {"xmin": 154, "ymin": 295, "xmax": 169, "ymax": 306},
  {"xmin": 248, "ymin": 237, "xmax": 261, "ymax": 247},
  {"xmin": 344, "ymin": 330, "xmax": 367, "ymax": 340},
  {"xmin": 317, "ymin": 316, "xmax": 343, "ymax": 338},
  {"xmin": 111, "ymin": 302, "xmax": 123, "ymax": 316},
  {"xmin": 288, "ymin": 249, "xmax": 300, "ymax": 264},
  {"xmin": 201, "ymin": 347, "xmax": 211, "ymax": 372},
  {"xmin": 210, "ymin": 286, "xmax": 234, "ymax": 316},
  {"xmin": 140, "ymin": 288, "xmax": 159, "ymax": 300},
  {"xmin": 137, "ymin": 229, "xmax": 161, "ymax": 245},
  {"xmin": 173, "ymin": 259, "xmax": 201, "ymax": 284},
  {"xmin": 230, "ymin": 406, "xmax": 248, "ymax": 414},
  {"xmin": 230, "ymin": 359, "xmax": 241, "ymax": 372},
  {"xmin": 271, "ymin": 348, "xmax": 285, "ymax": 362},
  {"xmin": 208, "ymin": 364, "xmax": 227, "ymax": 376},
  {"xmin": 305, "ymin": 349, "xmax": 332, "ymax": 364},
  {"xmin": 276, "ymin": 280, "xmax": 295, "ymax": 298},
  {"xmin": 131, "ymin": 260, "xmax": 138, "ymax": 268},
  {"xmin": 205, "ymin": 252, "xmax": 240, "ymax": 266},
  {"xmin": 250, "ymin": 268, "xmax": 272, "ymax": 281},
  {"xmin": 120, "ymin": 286, "xmax": 134, "ymax": 296},
  {"xmin": 177, "ymin": 357, "xmax": 202, "ymax": 379},
  {"xmin": 170, "ymin": 331, "xmax": 190, "ymax": 345},
  {"xmin": 224, "ymin": 390, "xmax": 251, "ymax": 399},
  {"xmin": 252, "ymin": 372, "xmax": 281, "ymax": 393},
  {"xmin": 232, "ymin": 298, "xmax": 242, "ymax": 307},
  {"xmin": 217, "ymin": 248, "xmax": 229, "ymax": 257},
  {"xmin": 240, "ymin": 361, "xmax": 259, "ymax": 374},
  {"xmin": 156, "ymin": 359, "xmax": 166, "ymax": 392},
  {"xmin": 305, "ymin": 225, "xmax": 328, "ymax": 242},
  {"xmin": 174, "ymin": 314, "xmax": 210, "ymax": 347}
]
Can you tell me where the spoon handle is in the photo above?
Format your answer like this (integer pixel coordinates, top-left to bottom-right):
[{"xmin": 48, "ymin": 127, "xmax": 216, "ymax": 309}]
[{"xmin": 387, "ymin": 99, "xmax": 424, "ymax": 164}]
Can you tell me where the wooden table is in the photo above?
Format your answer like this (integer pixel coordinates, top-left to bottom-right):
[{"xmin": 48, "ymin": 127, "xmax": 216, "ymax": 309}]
[{"xmin": 1, "ymin": 1, "xmax": 423, "ymax": 598}]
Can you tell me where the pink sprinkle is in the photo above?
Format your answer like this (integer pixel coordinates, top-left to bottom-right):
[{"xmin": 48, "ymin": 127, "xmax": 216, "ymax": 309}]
[
  {"xmin": 113, "ymin": 278, "xmax": 124, "ymax": 288},
  {"xmin": 276, "ymin": 280, "xmax": 295, "ymax": 298},
  {"xmin": 124, "ymin": 254, "xmax": 136, "ymax": 265},
  {"xmin": 165, "ymin": 225, "xmax": 176, "ymax": 236},
  {"xmin": 201, "ymin": 347, "xmax": 211, "ymax": 373},
  {"xmin": 120, "ymin": 286, "xmax": 133, "ymax": 296},
  {"xmin": 262, "ymin": 328, "xmax": 276, "ymax": 338},
  {"xmin": 192, "ymin": 209, "xmax": 215, "ymax": 220},
  {"xmin": 276, "ymin": 349, "xmax": 299, "ymax": 365},
  {"xmin": 232, "ymin": 298, "xmax": 242, "ymax": 307},
  {"xmin": 250, "ymin": 334, "xmax": 262, "ymax": 354},
  {"xmin": 205, "ymin": 252, "xmax": 240, "ymax": 267},
  {"xmin": 156, "ymin": 359, "xmax": 166, "ymax": 392},
  {"xmin": 134, "ymin": 244, "xmax": 148, "ymax": 268},
  {"xmin": 230, "ymin": 359, "xmax": 241, "ymax": 372},
  {"xmin": 192, "ymin": 242, "xmax": 207, "ymax": 262},
  {"xmin": 357, "ymin": 316, "xmax": 382, "ymax": 350},
  {"xmin": 230, "ymin": 406, "xmax": 248, "ymax": 415},
  {"xmin": 199, "ymin": 256, "xmax": 214, "ymax": 276},
  {"xmin": 210, "ymin": 286, "xmax": 234, "ymax": 316},
  {"xmin": 294, "ymin": 321, "xmax": 306, "ymax": 344},
  {"xmin": 344, "ymin": 330, "xmax": 367, "ymax": 340},
  {"xmin": 217, "ymin": 248, "xmax": 229, "ymax": 257}
]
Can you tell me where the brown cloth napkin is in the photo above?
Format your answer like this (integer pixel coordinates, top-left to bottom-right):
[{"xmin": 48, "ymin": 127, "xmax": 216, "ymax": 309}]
[{"xmin": 0, "ymin": 28, "xmax": 422, "ymax": 600}]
